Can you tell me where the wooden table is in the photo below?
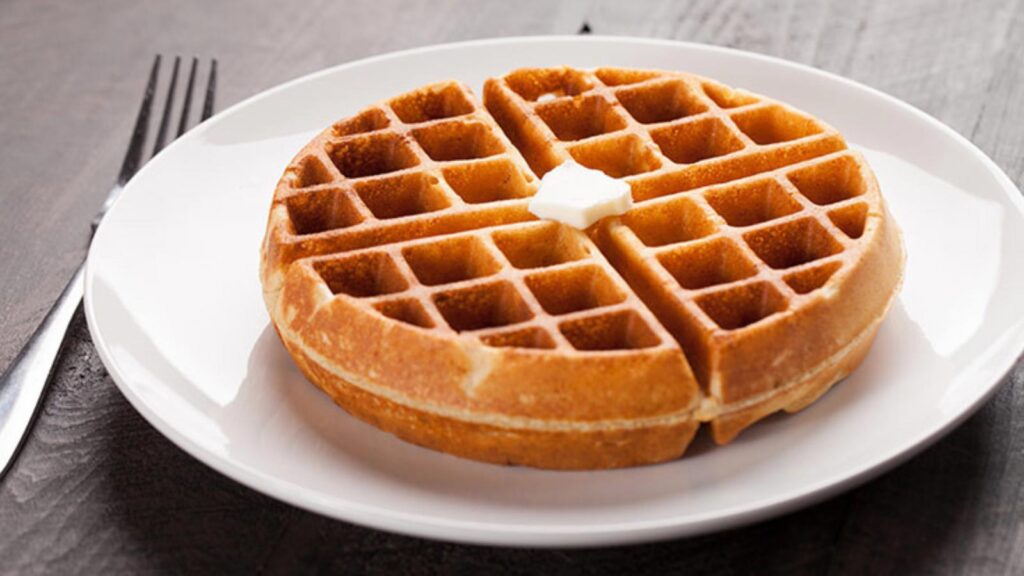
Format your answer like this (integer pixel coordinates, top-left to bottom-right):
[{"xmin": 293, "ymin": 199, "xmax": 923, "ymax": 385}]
[{"xmin": 1, "ymin": 0, "xmax": 1022, "ymax": 573}]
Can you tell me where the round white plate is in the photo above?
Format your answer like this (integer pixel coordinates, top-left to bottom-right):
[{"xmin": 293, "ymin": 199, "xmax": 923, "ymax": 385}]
[{"xmin": 84, "ymin": 37, "xmax": 1024, "ymax": 547}]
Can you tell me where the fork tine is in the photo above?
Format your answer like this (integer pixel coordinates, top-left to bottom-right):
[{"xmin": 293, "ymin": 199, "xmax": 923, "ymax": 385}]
[
  {"xmin": 117, "ymin": 55, "xmax": 161, "ymax": 185},
  {"xmin": 176, "ymin": 57, "xmax": 198, "ymax": 138},
  {"xmin": 151, "ymin": 56, "xmax": 180, "ymax": 157},
  {"xmin": 201, "ymin": 59, "xmax": 217, "ymax": 121}
]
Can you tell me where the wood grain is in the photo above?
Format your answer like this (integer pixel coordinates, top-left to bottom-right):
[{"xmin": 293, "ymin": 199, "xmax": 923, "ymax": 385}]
[{"xmin": 0, "ymin": 0, "xmax": 1021, "ymax": 573}]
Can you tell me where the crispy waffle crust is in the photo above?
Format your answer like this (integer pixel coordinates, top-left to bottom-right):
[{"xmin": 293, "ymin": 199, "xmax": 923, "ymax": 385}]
[{"xmin": 260, "ymin": 67, "xmax": 904, "ymax": 470}]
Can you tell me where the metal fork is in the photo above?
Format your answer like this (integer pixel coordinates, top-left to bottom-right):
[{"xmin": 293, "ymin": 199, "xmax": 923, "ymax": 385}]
[{"xmin": 0, "ymin": 55, "xmax": 218, "ymax": 478}]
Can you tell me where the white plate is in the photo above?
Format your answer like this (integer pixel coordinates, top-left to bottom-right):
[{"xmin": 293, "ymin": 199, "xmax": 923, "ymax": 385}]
[{"xmin": 84, "ymin": 37, "xmax": 1024, "ymax": 547}]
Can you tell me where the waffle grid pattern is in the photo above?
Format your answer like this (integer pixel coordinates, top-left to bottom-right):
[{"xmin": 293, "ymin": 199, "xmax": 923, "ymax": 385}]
[
  {"xmin": 277, "ymin": 81, "xmax": 538, "ymax": 254},
  {"xmin": 618, "ymin": 152, "xmax": 871, "ymax": 333},
  {"xmin": 483, "ymin": 68, "xmax": 875, "ymax": 346},
  {"xmin": 484, "ymin": 67, "xmax": 848, "ymax": 203},
  {"xmin": 273, "ymin": 67, "xmax": 877, "ymax": 358},
  {"xmin": 307, "ymin": 220, "xmax": 677, "ymax": 354}
]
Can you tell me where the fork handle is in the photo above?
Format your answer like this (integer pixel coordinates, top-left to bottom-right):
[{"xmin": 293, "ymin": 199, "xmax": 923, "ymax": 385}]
[{"xmin": 0, "ymin": 260, "xmax": 85, "ymax": 477}]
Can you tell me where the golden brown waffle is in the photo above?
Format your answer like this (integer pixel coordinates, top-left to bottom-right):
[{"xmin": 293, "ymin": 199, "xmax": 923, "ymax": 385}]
[{"xmin": 260, "ymin": 67, "xmax": 904, "ymax": 469}]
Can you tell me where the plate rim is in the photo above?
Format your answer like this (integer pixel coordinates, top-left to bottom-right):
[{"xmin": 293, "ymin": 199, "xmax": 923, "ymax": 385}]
[{"xmin": 84, "ymin": 34, "xmax": 1024, "ymax": 547}]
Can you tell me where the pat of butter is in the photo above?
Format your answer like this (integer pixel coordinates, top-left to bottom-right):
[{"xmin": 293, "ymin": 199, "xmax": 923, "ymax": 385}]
[{"xmin": 527, "ymin": 160, "xmax": 633, "ymax": 229}]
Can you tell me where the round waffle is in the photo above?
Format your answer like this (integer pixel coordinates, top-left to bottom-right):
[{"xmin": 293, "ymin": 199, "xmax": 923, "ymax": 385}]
[{"xmin": 260, "ymin": 66, "xmax": 904, "ymax": 470}]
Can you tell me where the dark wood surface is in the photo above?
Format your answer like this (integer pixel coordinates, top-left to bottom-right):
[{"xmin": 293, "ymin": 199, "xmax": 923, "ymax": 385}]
[{"xmin": 2, "ymin": 0, "xmax": 1023, "ymax": 573}]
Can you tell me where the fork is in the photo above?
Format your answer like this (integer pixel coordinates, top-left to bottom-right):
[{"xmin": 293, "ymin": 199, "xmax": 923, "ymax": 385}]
[{"xmin": 0, "ymin": 55, "xmax": 218, "ymax": 478}]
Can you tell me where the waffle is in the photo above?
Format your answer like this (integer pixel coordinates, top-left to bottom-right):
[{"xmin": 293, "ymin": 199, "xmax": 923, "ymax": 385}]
[{"xmin": 260, "ymin": 67, "xmax": 904, "ymax": 469}]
